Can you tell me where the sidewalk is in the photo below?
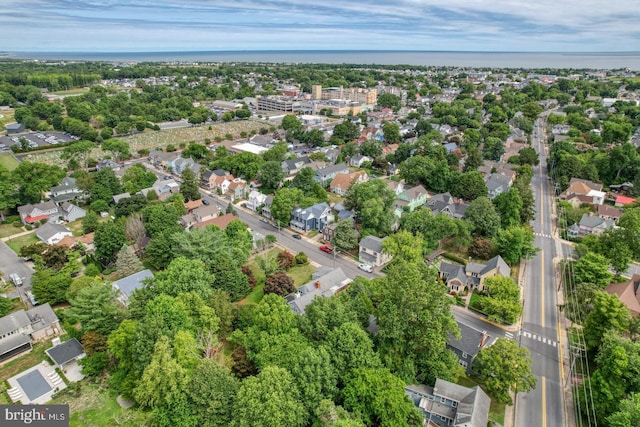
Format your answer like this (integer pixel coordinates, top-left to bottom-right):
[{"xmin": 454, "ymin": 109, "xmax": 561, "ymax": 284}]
[{"xmin": 0, "ymin": 229, "xmax": 34, "ymax": 242}]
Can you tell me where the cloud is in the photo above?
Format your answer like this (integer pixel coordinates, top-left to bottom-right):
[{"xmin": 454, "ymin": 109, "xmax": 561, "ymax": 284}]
[{"xmin": 0, "ymin": 0, "xmax": 638, "ymax": 52}]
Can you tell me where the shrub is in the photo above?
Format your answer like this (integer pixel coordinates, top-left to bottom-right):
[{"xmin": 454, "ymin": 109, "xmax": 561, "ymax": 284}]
[
  {"xmin": 241, "ymin": 265, "xmax": 258, "ymax": 289},
  {"xmin": 25, "ymin": 224, "xmax": 33, "ymax": 230},
  {"xmin": 84, "ymin": 263, "xmax": 102, "ymax": 277},
  {"xmin": 277, "ymin": 250, "xmax": 295, "ymax": 270},
  {"xmin": 13, "ymin": 221, "xmax": 23, "ymax": 228},
  {"xmin": 295, "ymin": 252, "xmax": 309, "ymax": 265},
  {"xmin": 264, "ymin": 271, "xmax": 295, "ymax": 296}
]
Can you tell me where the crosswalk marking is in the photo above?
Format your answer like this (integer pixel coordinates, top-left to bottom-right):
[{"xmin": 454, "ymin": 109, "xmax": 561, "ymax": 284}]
[
  {"xmin": 505, "ymin": 332, "xmax": 513, "ymax": 339},
  {"xmin": 519, "ymin": 330, "xmax": 558, "ymax": 348},
  {"xmin": 533, "ymin": 232, "xmax": 553, "ymax": 238}
]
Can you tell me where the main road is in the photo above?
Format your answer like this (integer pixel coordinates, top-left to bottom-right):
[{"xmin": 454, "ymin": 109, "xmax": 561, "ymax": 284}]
[{"xmin": 515, "ymin": 117, "xmax": 568, "ymax": 427}]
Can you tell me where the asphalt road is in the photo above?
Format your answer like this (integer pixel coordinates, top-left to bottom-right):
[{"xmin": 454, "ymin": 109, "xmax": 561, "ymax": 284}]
[
  {"xmin": 515, "ymin": 117, "xmax": 566, "ymax": 427},
  {"xmin": 198, "ymin": 189, "xmax": 379, "ymax": 281},
  {"xmin": 0, "ymin": 239, "xmax": 34, "ymax": 305}
]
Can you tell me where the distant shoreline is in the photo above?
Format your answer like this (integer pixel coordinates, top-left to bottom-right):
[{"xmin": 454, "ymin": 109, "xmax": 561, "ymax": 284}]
[{"xmin": 3, "ymin": 50, "xmax": 640, "ymax": 69}]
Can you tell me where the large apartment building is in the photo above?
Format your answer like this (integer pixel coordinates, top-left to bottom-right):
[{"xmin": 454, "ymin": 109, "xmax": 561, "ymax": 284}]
[{"xmin": 312, "ymin": 85, "xmax": 377, "ymax": 105}]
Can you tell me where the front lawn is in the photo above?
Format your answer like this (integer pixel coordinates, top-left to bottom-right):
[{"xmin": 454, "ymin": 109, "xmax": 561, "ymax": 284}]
[
  {"xmin": 468, "ymin": 292, "xmax": 488, "ymax": 313},
  {"xmin": 457, "ymin": 375, "xmax": 506, "ymax": 426},
  {"xmin": 0, "ymin": 223, "xmax": 25, "ymax": 238},
  {"xmin": 289, "ymin": 263, "xmax": 315, "ymax": 287},
  {"xmin": 6, "ymin": 232, "xmax": 39, "ymax": 254}
]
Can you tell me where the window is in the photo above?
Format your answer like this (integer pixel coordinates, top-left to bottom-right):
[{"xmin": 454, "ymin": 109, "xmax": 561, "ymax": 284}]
[{"xmin": 462, "ymin": 352, "xmax": 468, "ymax": 359}]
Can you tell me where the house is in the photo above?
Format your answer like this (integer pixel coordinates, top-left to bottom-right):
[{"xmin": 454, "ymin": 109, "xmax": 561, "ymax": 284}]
[
  {"xmin": 246, "ymin": 190, "xmax": 268, "ymax": 211},
  {"xmin": 597, "ymin": 204, "xmax": 623, "ymax": 223},
  {"xmin": 211, "ymin": 174, "xmax": 234, "ymax": 194},
  {"xmin": 282, "ymin": 156, "xmax": 312, "ymax": 176},
  {"xmin": 386, "ymin": 180, "xmax": 404, "ymax": 196},
  {"xmin": 398, "ymin": 185, "xmax": 429, "ymax": 212},
  {"xmin": 184, "ymin": 199, "xmax": 203, "ymax": 212},
  {"xmin": 35, "ymin": 223, "xmax": 72, "ymax": 245},
  {"xmin": 447, "ymin": 321, "xmax": 493, "ymax": 372},
  {"xmin": 615, "ymin": 195, "xmax": 636, "ymax": 207},
  {"xmin": 148, "ymin": 150, "xmax": 180, "ymax": 169},
  {"xmin": 567, "ymin": 213, "xmax": 616, "ymax": 238},
  {"xmin": 18, "ymin": 201, "xmax": 59, "ymax": 225},
  {"xmin": 167, "ymin": 157, "xmax": 197, "ymax": 175},
  {"xmin": 314, "ymin": 163, "xmax": 349, "ymax": 187},
  {"xmin": 191, "ymin": 213, "xmax": 238, "ymax": 231},
  {"xmin": 58, "ymin": 202, "xmax": 86, "ymax": 222},
  {"xmin": 333, "ymin": 202, "xmax": 354, "ymax": 221},
  {"xmin": 112, "ymin": 192, "xmax": 131, "ymax": 205},
  {"xmin": 348, "ymin": 154, "xmax": 372, "ymax": 168},
  {"xmin": 180, "ymin": 204, "xmax": 220, "ymax": 228},
  {"xmin": 225, "ymin": 180, "xmax": 249, "ymax": 201},
  {"xmin": 96, "ymin": 159, "xmax": 120, "ymax": 171},
  {"xmin": 261, "ymin": 195, "xmax": 274, "ymax": 219},
  {"xmin": 439, "ymin": 255, "xmax": 511, "ymax": 294},
  {"xmin": 49, "ymin": 177, "xmax": 85, "ymax": 204},
  {"xmin": 322, "ymin": 222, "xmax": 339, "ymax": 243},
  {"xmin": 201, "ymin": 169, "xmax": 234, "ymax": 191},
  {"xmin": 0, "ymin": 304, "xmax": 61, "ymax": 363},
  {"xmin": 329, "ymin": 171, "xmax": 368, "ymax": 196},
  {"xmin": 6, "ymin": 122, "xmax": 25, "ymax": 133},
  {"xmin": 286, "ymin": 267, "xmax": 352, "ymax": 314},
  {"xmin": 484, "ymin": 173, "xmax": 513, "ymax": 199},
  {"xmin": 405, "ymin": 379, "xmax": 490, "ymax": 427},
  {"xmin": 290, "ymin": 202, "xmax": 332, "ymax": 232},
  {"xmin": 358, "ymin": 235, "xmax": 392, "ymax": 267},
  {"xmin": 561, "ymin": 178, "xmax": 605, "ymax": 205},
  {"xmin": 139, "ymin": 178, "xmax": 180, "ymax": 198},
  {"xmin": 427, "ymin": 192, "xmax": 469, "ymax": 219},
  {"xmin": 112, "ymin": 269, "xmax": 154, "ymax": 306},
  {"xmin": 58, "ymin": 232, "xmax": 95, "ymax": 252},
  {"xmin": 606, "ymin": 275, "xmax": 640, "ymax": 316},
  {"xmin": 45, "ymin": 338, "xmax": 85, "ymax": 373}
]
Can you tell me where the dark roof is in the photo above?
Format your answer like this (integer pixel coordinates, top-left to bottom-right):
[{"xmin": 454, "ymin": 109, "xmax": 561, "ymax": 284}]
[
  {"xmin": 112, "ymin": 269, "xmax": 154, "ymax": 302},
  {"xmin": 46, "ymin": 338, "xmax": 85, "ymax": 366},
  {"xmin": 439, "ymin": 262, "xmax": 467, "ymax": 284},
  {"xmin": 359, "ymin": 235, "xmax": 385, "ymax": 253},
  {"xmin": 287, "ymin": 268, "xmax": 352, "ymax": 314},
  {"xmin": 27, "ymin": 304, "xmax": 59, "ymax": 332},
  {"xmin": 448, "ymin": 321, "xmax": 490, "ymax": 359}
]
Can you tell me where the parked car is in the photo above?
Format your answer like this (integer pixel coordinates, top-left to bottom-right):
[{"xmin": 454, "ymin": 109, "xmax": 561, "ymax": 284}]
[
  {"xmin": 9, "ymin": 273, "xmax": 22, "ymax": 286},
  {"xmin": 319, "ymin": 245, "xmax": 333, "ymax": 254},
  {"xmin": 358, "ymin": 263, "xmax": 373, "ymax": 273},
  {"xmin": 292, "ymin": 234, "xmax": 302, "ymax": 240},
  {"xmin": 202, "ymin": 199, "xmax": 210, "ymax": 205}
]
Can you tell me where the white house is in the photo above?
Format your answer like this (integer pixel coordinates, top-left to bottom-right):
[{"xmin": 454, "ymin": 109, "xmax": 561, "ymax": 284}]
[
  {"xmin": 35, "ymin": 223, "xmax": 73, "ymax": 245},
  {"xmin": 246, "ymin": 190, "xmax": 268, "ymax": 211}
]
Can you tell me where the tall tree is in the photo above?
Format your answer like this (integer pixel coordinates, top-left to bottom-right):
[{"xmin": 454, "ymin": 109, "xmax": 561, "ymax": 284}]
[
  {"xmin": 122, "ymin": 163, "xmax": 157, "ymax": 194},
  {"xmin": 94, "ymin": 221, "xmax": 126, "ymax": 266},
  {"xmin": 114, "ymin": 244, "xmax": 144, "ymax": 279},
  {"xmin": 331, "ymin": 220, "xmax": 359, "ymax": 251},
  {"xmin": 271, "ymin": 187, "xmax": 303, "ymax": 227},
  {"xmin": 257, "ymin": 161, "xmax": 284, "ymax": 191},
  {"xmin": 493, "ymin": 188, "xmax": 523, "ymax": 229},
  {"xmin": 180, "ymin": 168, "xmax": 200, "ymax": 202},
  {"xmin": 187, "ymin": 359, "xmax": 239, "ymax": 427},
  {"xmin": 465, "ymin": 196, "xmax": 501, "ymax": 237},
  {"xmin": 494, "ymin": 226, "xmax": 538, "ymax": 265},
  {"xmin": 583, "ymin": 291, "xmax": 631, "ymax": 351},
  {"xmin": 12, "ymin": 162, "xmax": 65, "ymax": 203},
  {"xmin": 102, "ymin": 138, "xmax": 131, "ymax": 162},
  {"xmin": 573, "ymin": 252, "xmax": 614, "ymax": 288},
  {"xmin": 232, "ymin": 366, "xmax": 307, "ymax": 427},
  {"xmin": 451, "ymin": 171, "xmax": 488, "ymax": 201},
  {"xmin": 473, "ymin": 338, "xmax": 536, "ymax": 404},
  {"xmin": 68, "ymin": 282, "xmax": 125, "ymax": 335}
]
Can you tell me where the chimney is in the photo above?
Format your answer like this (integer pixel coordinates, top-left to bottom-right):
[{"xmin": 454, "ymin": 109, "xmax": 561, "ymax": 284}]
[
  {"xmin": 52, "ymin": 337, "xmax": 61, "ymax": 347},
  {"xmin": 315, "ymin": 281, "xmax": 321, "ymax": 289},
  {"xmin": 480, "ymin": 331, "xmax": 488, "ymax": 348}
]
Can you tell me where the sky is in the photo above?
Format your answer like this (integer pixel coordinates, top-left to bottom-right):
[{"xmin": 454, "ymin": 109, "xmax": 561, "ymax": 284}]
[{"xmin": 1, "ymin": 0, "xmax": 639, "ymax": 53}]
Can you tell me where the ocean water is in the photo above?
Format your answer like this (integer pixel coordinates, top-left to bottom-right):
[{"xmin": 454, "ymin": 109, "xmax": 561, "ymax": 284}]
[{"xmin": 6, "ymin": 50, "xmax": 640, "ymax": 70}]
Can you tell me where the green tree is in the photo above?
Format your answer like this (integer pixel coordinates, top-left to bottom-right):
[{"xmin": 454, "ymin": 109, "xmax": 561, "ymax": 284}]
[
  {"xmin": 12, "ymin": 162, "xmax": 66, "ymax": 203},
  {"xmin": 607, "ymin": 393, "xmax": 640, "ymax": 427},
  {"xmin": 262, "ymin": 141, "xmax": 289, "ymax": 162},
  {"xmin": 325, "ymin": 322, "xmax": 381, "ymax": 376},
  {"xmin": 473, "ymin": 338, "xmax": 536, "ymax": 404},
  {"xmin": 465, "ymin": 196, "xmax": 501, "ymax": 237},
  {"xmin": 494, "ymin": 226, "xmax": 538, "ymax": 265},
  {"xmin": 257, "ymin": 161, "xmax": 284, "ymax": 191},
  {"xmin": 583, "ymin": 291, "xmax": 631, "ymax": 351},
  {"xmin": 377, "ymin": 93, "xmax": 402, "ymax": 110},
  {"xmin": 81, "ymin": 210, "xmax": 100, "ymax": 234},
  {"xmin": 0, "ymin": 165, "xmax": 18, "ymax": 216},
  {"xmin": 102, "ymin": 138, "xmax": 131, "ymax": 162},
  {"xmin": 90, "ymin": 167, "xmax": 123, "ymax": 203},
  {"xmin": 94, "ymin": 221, "xmax": 126, "ymax": 266},
  {"xmin": 381, "ymin": 230, "xmax": 424, "ymax": 265},
  {"xmin": 152, "ymin": 257, "xmax": 215, "ymax": 299},
  {"xmin": 382, "ymin": 122, "xmax": 402, "ymax": 144},
  {"xmin": 451, "ymin": 171, "xmax": 488, "ymax": 201},
  {"xmin": 61, "ymin": 140, "xmax": 95, "ymax": 169},
  {"xmin": 31, "ymin": 267, "xmax": 73, "ymax": 304},
  {"xmin": 0, "ymin": 297, "xmax": 12, "ymax": 316},
  {"xmin": 343, "ymin": 367, "xmax": 423, "ymax": 427},
  {"xmin": 315, "ymin": 400, "xmax": 365, "ymax": 427},
  {"xmin": 375, "ymin": 261, "xmax": 459, "ymax": 384},
  {"xmin": 179, "ymin": 168, "xmax": 200, "ymax": 202},
  {"xmin": 281, "ymin": 114, "xmax": 302, "ymax": 132},
  {"xmin": 232, "ymin": 366, "xmax": 306, "ymax": 427},
  {"xmin": 493, "ymin": 188, "xmax": 523, "ymax": 228},
  {"xmin": 114, "ymin": 244, "xmax": 144, "ymax": 278},
  {"xmin": 463, "ymin": 147, "xmax": 483, "ymax": 172},
  {"xmin": 142, "ymin": 203, "xmax": 182, "ymax": 238},
  {"xmin": 345, "ymin": 180, "xmax": 395, "ymax": 236},
  {"xmin": 331, "ymin": 220, "xmax": 359, "ymax": 251},
  {"xmin": 573, "ymin": 252, "xmax": 614, "ymax": 288},
  {"xmin": 481, "ymin": 276, "xmax": 522, "ymax": 324},
  {"xmin": 517, "ymin": 147, "xmax": 540, "ymax": 166},
  {"xmin": 122, "ymin": 163, "xmax": 157, "ymax": 194},
  {"xmin": 187, "ymin": 359, "xmax": 239, "ymax": 427},
  {"xmin": 482, "ymin": 137, "xmax": 505, "ymax": 162},
  {"xmin": 68, "ymin": 282, "xmax": 125, "ymax": 335},
  {"xmin": 271, "ymin": 187, "xmax": 303, "ymax": 227}
]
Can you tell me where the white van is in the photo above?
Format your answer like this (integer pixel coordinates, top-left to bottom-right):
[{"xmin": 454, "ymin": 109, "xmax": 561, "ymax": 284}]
[{"xmin": 358, "ymin": 263, "xmax": 373, "ymax": 273}]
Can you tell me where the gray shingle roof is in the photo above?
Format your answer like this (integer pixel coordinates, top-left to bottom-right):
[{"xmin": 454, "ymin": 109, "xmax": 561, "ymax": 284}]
[
  {"xmin": 35, "ymin": 223, "xmax": 71, "ymax": 242},
  {"xmin": 27, "ymin": 304, "xmax": 59, "ymax": 333},
  {"xmin": 287, "ymin": 268, "xmax": 351, "ymax": 314},
  {"xmin": 112, "ymin": 269, "xmax": 154, "ymax": 302},
  {"xmin": 359, "ymin": 235, "xmax": 384, "ymax": 253},
  {"xmin": 46, "ymin": 338, "xmax": 85, "ymax": 366},
  {"xmin": 0, "ymin": 311, "xmax": 30, "ymax": 336},
  {"xmin": 448, "ymin": 321, "xmax": 489, "ymax": 360}
]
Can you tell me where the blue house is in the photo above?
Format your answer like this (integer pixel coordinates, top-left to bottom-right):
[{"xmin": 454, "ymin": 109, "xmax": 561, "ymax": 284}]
[{"xmin": 290, "ymin": 202, "xmax": 331, "ymax": 232}]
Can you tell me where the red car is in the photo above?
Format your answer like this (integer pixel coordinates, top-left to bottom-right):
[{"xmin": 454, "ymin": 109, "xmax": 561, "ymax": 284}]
[{"xmin": 319, "ymin": 245, "xmax": 333, "ymax": 254}]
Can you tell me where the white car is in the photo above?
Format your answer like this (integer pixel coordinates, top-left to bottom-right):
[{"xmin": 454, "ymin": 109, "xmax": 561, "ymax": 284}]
[{"xmin": 358, "ymin": 263, "xmax": 373, "ymax": 273}]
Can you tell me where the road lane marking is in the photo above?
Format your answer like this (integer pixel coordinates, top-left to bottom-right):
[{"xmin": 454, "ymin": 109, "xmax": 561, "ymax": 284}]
[
  {"xmin": 558, "ymin": 322, "xmax": 565, "ymax": 382},
  {"xmin": 542, "ymin": 376, "xmax": 547, "ymax": 427},
  {"xmin": 540, "ymin": 181, "xmax": 544, "ymax": 226},
  {"xmin": 541, "ymin": 250, "xmax": 545, "ymax": 329}
]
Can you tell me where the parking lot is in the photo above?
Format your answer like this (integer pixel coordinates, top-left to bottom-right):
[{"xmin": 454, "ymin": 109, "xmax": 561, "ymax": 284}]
[{"xmin": 0, "ymin": 131, "xmax": 77, "ymax": 152}]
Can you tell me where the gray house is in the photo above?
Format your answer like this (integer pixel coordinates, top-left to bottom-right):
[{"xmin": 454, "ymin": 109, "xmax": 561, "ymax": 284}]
[
  {"xmin": 358, "ymin": 235, "xmax": 392, "ymax": 267},
  {"xmin": 290, "ymin": 202, "xmax": 331, "ymax": 232},
  {"xmin": 282, "ymin": 156, "xmax": 311, "ymax": 176},
  {"xmin": 45, "ymin": 338, "xmax": 85, "ymax": 371},
  {"xmin": 439, "ymin": 255, "xmax": 511, "ymax": 294},
  {"xmin": 49, "ymin": 177, "xmax": 86, "ymax": 204},
  {"xmin": 35, "ymin": 223, "xmax": 72, "ymax": 245},
  {"xmin": 58, "ymin": 202, "xmax": 86, "ymax": 222},
  {"xmin": 447, "ymin": 321, "xmax": 493, "ymax": 373},
  {"xmin": 286, "ymin": 267, "xmax": 352, "ymax": 314},
  {"xmin": 427, "ymin": 192, "xmax": 469, "ymax": 219},
  {"xmin": 484, "ymin": 173, "xmax": 513, "ymax": 199},
  {"xmin": 405, "ymin": 379, "xmax": 490, "ymax": 427},
  {"xmin": 314, "ymin": 163, "xmax": 349, "ymax": 187},
  {"xmin": 112, "ymin": 269, "xmax": 154, "ymax": 306}
]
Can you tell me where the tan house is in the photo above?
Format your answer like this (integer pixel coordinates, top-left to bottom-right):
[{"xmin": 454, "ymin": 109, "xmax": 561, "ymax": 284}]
[
  {"xmin": 606, "ymin": 275, "xmax": 640, "ymax": 316},
  {"xmin": 561, "ymin": 178, "xmax": 605, "ymax": 205},
  {"xmin": 439, "ymin": 255, "xmax": 511, "ymax": 294},
  {"xmin": 201, "ymin": 169, "xmax": 234, "ymax": 192},
  {"xmin": 180, "ymin": 204, "xmax": 221, "ymax": 228},
  {"xmin": 329, "ymin": 171, "xmax": 368, "ymax": 196},
  {"xmin": 225, "ymin": 180, "xmax": 249, "ymax": 201}
]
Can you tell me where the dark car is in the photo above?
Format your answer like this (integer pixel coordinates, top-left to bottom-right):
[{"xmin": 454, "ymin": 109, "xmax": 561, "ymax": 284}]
[
  {"xmin": 202, "ymin": 199, "xmax": 210, "ymax": 205},
  {"xmin": 293, "ymin": 234, "xmax": 302, "ymax": 240}
]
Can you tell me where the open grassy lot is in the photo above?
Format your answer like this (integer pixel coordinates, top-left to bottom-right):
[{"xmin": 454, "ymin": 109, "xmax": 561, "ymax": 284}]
[
  {"xmin": 0, "ymin": 107, "xmax": 15, "ymax": 131},
  {"xmin": 0, "ymin": 153, "xmax": 20, "ymax": 170},
  {"xmin": 457, "ymin": 375, "xmax": 506, "ymax": 426},
  {"xmin": 6, "ymin": 232, "xmax": 39, "ymax": 254},
  {"xmin": 51, "ymin": 383, "xmax": 151, "ymax": 427}
]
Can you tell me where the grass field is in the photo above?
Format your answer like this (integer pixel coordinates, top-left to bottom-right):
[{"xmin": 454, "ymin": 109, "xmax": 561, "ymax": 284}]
[
  {"xmin": 458, "ymin": 375, "xmax": 506, "ymax": 425},
  {"xmin": 51, "ymin": 383, "xmax": 151, "ymax": 427},
  {"xmin": 0, "ymin": 154, "xmax": 20, "ymax": 170},
  {"xmin": 0, "ymin": 223, "xmax": 25, "ymax": 238},
  {"xmin": 6, "ymin": 232, "xmax": 39, "ymax": 254},
  {"xmin": 289, "ymin": 263, "xmax": 315, "ymax": 287}
]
